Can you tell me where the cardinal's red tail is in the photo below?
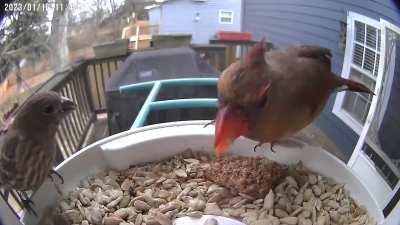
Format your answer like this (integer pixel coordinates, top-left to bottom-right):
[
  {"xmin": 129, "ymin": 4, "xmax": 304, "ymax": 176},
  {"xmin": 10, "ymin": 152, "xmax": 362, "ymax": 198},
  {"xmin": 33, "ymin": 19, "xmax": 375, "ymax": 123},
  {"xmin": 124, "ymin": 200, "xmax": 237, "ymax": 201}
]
[{"xmin": 333, "ymin": 74, "xmax": 374, "ymax": 95}]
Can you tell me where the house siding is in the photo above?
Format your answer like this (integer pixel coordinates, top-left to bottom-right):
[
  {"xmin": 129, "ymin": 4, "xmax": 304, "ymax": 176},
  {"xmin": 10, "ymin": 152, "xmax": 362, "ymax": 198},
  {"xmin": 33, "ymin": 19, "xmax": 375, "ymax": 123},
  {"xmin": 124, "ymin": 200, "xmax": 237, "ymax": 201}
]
[
  {"xmin": 148, "ymin": 0, "xmax": 242, "ymax": 44},
  {"xmin": 148, "ymin": 7, "xmax": 161, "ymax": 25},
  {"xmin": 242, "ymin": 0, "xmax": 400, "ymax": 159}
]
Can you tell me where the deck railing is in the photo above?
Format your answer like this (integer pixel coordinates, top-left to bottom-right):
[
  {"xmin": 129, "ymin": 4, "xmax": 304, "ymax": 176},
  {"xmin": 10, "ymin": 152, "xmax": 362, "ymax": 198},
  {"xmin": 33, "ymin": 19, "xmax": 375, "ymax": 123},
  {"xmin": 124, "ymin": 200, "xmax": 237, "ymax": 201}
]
[
  {"xmin": 85, "ymin": 55, "xmax": 127, "ymax": 112},
  {"xmin": 119, "ymin": 78, "xmax": 219, "ymax": 129},
  {"xmin": 53, "ymin": 65, "xmax": 94, "ymax": 160},
  {"xmin": 191, "ymin": 44, "xmax": 227, "ymax": 71},
  {"xmin": 0, "ymin": 42, "xmax": 257, "ymax": 217}
]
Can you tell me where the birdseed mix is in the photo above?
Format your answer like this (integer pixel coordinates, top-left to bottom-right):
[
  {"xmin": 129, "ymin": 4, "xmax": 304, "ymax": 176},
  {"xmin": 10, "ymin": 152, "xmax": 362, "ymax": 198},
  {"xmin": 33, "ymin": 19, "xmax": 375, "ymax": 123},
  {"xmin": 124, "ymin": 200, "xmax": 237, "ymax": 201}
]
[{"xmin": 54, "ymin": 149, "xmax": 376, "ymax": 225}]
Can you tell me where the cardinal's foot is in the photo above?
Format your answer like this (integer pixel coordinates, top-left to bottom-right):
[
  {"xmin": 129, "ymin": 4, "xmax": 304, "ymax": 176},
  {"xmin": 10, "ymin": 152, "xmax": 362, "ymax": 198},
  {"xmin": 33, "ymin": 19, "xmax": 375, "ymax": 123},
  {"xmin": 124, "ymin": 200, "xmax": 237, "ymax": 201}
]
[
  {"xmin": 49, "ymin": 169, "xmax": 64, "ymax": 184},
  {"xmin": 203, "ymin": 120, "xmax": 215, "ymax": 128},
  {"xmin": 253, "ymin": 142, "xmax": 264, "ymax": 152},
  {"xmin": 270, "ymin": 141, "xmax": 276, "ymax": 153}
]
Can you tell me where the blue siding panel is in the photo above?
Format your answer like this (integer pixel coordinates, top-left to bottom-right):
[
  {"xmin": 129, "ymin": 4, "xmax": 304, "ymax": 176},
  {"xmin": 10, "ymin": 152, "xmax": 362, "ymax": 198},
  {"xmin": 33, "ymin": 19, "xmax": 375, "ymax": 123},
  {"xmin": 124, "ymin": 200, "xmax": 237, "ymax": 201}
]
[
  {"xmin": 149, "ymin": 0, "xmax": 242, "ymax": 44},
  {"xmin": 243, "ymin": 0, "xmax": 400, "ymax": 159},
  {"xmin": 148, "ymin": 7, "xmax": 161, "ymax": 25}
]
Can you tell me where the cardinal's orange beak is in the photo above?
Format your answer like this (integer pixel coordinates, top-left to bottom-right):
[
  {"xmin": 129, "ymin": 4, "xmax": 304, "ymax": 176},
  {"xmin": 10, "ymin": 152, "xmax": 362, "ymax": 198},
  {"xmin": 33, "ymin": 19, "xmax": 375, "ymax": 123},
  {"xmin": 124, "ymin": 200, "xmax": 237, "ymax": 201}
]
[{"xmin": 214, "ymin": 105, "xmax": 249, "ymax": 158}]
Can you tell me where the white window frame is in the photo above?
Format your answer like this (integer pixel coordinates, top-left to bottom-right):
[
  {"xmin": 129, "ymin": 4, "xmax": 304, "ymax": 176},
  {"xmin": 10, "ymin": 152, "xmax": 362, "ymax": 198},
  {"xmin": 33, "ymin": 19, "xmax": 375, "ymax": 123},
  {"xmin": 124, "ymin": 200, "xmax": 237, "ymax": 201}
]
[
  {"xmin": 219, "ymin": 9, "xmax": 234, "ymax": 24},
  {"xmin": 332, "ymin": 12, "xmax": 382, "ymax": 135},
  {"xmin": 348, "ymin": 18, "xmax": 400, "ymax": 213}
]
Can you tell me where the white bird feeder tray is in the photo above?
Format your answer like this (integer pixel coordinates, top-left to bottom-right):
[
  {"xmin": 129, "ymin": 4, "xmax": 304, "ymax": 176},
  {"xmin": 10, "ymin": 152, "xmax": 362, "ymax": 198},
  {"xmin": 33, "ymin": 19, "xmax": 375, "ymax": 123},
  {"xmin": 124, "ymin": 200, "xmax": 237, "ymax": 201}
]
[{"xmin": 2, "ymin": 121, "xmax": 398, "ymax": 225}]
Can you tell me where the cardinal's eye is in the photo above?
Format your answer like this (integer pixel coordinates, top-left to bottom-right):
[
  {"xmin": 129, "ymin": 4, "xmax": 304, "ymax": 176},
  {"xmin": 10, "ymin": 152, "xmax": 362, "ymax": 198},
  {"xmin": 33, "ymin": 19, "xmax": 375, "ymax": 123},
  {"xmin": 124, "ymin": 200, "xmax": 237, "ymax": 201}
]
[{"xmin": 44, "ymin": 105, "xmax": 54, "ymax": 114}]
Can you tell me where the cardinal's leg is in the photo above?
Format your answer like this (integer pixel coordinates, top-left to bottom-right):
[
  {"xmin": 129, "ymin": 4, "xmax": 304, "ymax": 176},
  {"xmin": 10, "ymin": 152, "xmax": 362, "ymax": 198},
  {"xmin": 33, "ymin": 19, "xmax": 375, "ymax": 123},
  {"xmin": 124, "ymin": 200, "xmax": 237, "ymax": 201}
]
[
  {"xmin": 48, "ymin": 169, "xmax": 64, "ymax": 184},
  {"xmin": 203, "ymin": 120, "xmax": 215, "ymax": 128},
  {"xmin": 17, "ymin": 191, "xmax": 37, "ymax": 216},
  {"xmin": 270, "ymin": 141, "xmax": 276, "ymax": 153},
  {"xmin": 253, "ymin": 142, "xmax": 264, "ymax": 152}
]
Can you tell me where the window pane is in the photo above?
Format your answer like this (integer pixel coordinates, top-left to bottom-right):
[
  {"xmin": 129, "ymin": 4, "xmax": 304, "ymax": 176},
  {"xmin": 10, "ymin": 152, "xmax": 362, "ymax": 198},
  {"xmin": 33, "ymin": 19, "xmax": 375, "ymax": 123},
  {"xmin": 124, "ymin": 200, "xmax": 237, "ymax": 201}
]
[
  {"xmin": 350, "ymin": 68, "xmax": 376, "ymax": 90},
  {"xmin": 221, "ymin": 11, "xmax": 232, "ymax": 17},
  {"xmin": 355, "ymin": 21, "xmax": 365, "ymax": 43},
  {"xmin": 343, "ymin": 92, "xmax": 370, "ymax": 124},
  {"xmin": 361, "ymin": 73, "xmax": 375, "ymax": 89},
  {"xmin": 349, "ymin": 68, "xmax": 363, "ymax": 82},
  {"xmin": 374, "ymin": 54, "xmax": 380, "ymax": 77},
  {"xmin": 353, "ymin": 44, "xmax": 364, "ymax": 66},
  {"xmin": 362, "ymin": 101, "xmax": 371, "ymax": 122},
  {"xmin": 366, "ymin": 25, "xmax": 377, "ymax": 49},
  {"xmin": 377, "ymin": 30, "xmax": 381, "ymax": 52},
  {"xmin": 363, "ymin": 48, "xmax": 376, "ymax": 74},
  {"xmin": 221, "ymin": 17, "xmax": 232, "ymax": 23},
  {"xmin": 343, "ymin": 92, "xmax": 357, "ymax": 113},
  {"xmin": 353, "ymin": 94, "xmax": 368, "ymax": 123},
  {"xmin": 344, "ymin": 69, "xmax": 376, "ymax": 124}
]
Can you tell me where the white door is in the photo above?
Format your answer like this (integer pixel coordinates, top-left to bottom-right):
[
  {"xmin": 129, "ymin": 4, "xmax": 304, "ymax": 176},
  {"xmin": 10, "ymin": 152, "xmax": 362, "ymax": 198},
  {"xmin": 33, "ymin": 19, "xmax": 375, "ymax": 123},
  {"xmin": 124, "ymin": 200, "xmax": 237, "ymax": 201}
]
[{"xmin": 348, "ymin": 19, "xmax": 400, "ymax": 223}]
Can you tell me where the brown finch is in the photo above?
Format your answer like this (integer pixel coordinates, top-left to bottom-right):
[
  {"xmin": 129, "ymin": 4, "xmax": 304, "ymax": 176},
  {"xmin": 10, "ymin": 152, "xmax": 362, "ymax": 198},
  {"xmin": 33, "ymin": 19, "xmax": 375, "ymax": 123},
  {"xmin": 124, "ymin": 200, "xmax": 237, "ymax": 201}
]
[{"xmin": 0, "ymin": 91, "xmax": 76, "ymax": 215}]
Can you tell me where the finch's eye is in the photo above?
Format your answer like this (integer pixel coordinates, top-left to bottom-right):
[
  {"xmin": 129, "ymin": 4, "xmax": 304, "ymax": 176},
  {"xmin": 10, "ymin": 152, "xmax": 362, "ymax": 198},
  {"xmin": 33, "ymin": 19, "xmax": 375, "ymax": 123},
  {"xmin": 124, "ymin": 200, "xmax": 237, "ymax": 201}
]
[{"xmin": 44, "ymin": 105, "xmax": 54, "ymax": 114}]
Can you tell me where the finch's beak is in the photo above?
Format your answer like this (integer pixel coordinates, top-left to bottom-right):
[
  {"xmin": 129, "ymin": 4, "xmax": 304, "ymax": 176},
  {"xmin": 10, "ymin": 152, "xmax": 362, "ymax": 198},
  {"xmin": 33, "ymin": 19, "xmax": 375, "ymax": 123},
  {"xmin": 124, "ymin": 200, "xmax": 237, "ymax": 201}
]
[
  {"xmin": 61, "ymin": 96, "xmax": 76, "ymax": 114},
  {"xmin": 214, "ymin": 105, "xmax": 249, "ymax": 158}
]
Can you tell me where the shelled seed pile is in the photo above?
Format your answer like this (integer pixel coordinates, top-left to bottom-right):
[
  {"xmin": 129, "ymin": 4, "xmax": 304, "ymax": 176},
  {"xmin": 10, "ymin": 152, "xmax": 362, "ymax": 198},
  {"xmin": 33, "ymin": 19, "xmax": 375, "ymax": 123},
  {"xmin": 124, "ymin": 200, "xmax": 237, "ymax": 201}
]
[{"xmin": 54, "ymin": 150, "xmax": 376, "ymax": 225}]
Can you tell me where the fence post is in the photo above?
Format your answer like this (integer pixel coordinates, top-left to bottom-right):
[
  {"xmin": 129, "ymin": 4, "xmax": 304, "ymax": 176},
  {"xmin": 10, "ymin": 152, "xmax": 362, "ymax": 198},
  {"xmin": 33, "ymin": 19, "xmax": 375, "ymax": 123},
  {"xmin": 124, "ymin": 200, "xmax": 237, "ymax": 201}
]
[
  {"xmin": 135, "ymin": 25, "xmax": 140, "ymax": 50},
  {"xmin": 81, "ymin": 62, "xmax": 96, "ymax": 115}
]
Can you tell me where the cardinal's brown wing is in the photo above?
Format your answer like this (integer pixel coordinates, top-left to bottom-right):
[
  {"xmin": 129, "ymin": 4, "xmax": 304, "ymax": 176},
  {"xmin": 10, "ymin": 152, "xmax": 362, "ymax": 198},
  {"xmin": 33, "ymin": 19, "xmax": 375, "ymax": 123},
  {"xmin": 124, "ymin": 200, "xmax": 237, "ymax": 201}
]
[{"xmin": 293, "ymin": 45, "xmax": 332, "ymax": 71}]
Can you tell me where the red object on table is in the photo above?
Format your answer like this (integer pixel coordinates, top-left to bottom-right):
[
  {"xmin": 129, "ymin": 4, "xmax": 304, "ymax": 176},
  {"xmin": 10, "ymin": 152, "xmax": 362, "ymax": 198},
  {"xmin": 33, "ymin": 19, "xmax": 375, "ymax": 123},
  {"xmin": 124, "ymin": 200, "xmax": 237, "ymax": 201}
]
[{"xmin": 216, "ymin": 31, "xmax": 252, "ymax": 41}]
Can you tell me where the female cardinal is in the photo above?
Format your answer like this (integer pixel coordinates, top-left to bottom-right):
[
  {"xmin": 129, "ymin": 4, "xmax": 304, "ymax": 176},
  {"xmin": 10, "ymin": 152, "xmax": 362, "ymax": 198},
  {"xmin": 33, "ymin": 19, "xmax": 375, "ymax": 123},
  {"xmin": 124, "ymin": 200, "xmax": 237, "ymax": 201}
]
[
  {"xmin": 0, "ymin": 91, "xmax": 76, "ymax": 215},
  {"xmin": 214, "ymin": 40, "xmax": 373, "ymax": 158}
]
